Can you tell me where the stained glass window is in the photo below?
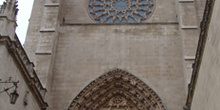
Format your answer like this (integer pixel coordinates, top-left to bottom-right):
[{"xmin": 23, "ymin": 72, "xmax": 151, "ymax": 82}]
[{"xmin": 88, "ymin": 0, "xmax": 155, "ymax": 23}]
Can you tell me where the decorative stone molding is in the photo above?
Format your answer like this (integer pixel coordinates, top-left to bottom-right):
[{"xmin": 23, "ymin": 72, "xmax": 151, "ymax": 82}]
[
  {"xmin": 44, "ymin": 3, "xmax": 60, "ymax": 7},
  {"xmin": 39, "ymin": 28, "xmax": 56, "ymax": 32},
  {"xmin": 0, "ymin": 35, "xmax": 48, "ymax": 109},
  {"xmin": 0, "ymin": 0, "xmax": 18, "ymax": 20},
  {"xmin": 68, "ymin": 69, "xmax": 166, "ymax": 110},
  {"xmin": 62, "ymin": 22, "xmax": 179, "ymax": 26},
  {"xmin": 88, "ymin": 0, "xmax": 155, "ymax": 23},
  {"xmin": 184, "ymin": 56, "xmax": 195, "ymax": 61},
  {"xmin": 178, "ymin": 0, "xmax": 194, "ymax": 3},
  {"xmin": 181, "ymin": 26, "xmax": 198, "ymax": 29}
]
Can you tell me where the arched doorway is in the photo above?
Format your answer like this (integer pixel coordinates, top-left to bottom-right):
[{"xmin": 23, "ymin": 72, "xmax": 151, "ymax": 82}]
[{"xmin": 68, "ymin": 69, "xmax": 166, "ymax": 110}]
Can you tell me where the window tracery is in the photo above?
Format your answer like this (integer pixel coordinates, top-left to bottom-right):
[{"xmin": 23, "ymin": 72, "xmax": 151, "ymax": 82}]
[{"xmin": 88, "ymin": 0, "xmax": 155, "ymax": 23}]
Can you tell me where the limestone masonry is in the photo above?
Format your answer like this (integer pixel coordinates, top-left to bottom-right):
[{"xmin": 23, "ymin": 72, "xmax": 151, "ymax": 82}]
[{"xmin": 2, "ymin": 0, "xmax": 220, "ymax": 110}]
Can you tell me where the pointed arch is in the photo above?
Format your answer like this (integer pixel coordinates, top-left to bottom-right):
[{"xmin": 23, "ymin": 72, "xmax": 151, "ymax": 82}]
[{"xmin": 68, "ymin": 69, "xmax": 166, "ymax": 110}]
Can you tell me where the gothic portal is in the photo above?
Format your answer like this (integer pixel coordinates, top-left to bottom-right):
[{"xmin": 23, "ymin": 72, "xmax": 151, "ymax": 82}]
[
  {"xmin": 23, "ymin": 0, "xmax": 205, "ymax": 109},
  {"xmin": 68, "ymin": 69, "xmax": 166, "ymax": 110}
]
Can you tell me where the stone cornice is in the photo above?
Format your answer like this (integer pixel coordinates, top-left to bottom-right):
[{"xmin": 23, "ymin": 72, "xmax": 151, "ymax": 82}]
[
  {"xmin": 184, "ymin": 0, "xmax": 215, "ymax": 109},
  {"xmin": 61, "ymin": 22, "xmax": 179, "ymax": 26},
  {"xmin": 0, "ymin": 35, "xmax": 48, "ymax": 109}
]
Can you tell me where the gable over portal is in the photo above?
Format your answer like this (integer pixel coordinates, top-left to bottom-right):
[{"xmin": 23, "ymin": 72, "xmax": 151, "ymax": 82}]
[{"xmin": 68, "ymin": 69, "xmax": 166, "ymax": 110}]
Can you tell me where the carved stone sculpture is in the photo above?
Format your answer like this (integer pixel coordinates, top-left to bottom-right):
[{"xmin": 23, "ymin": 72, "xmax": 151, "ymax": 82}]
[{"xmin": 68, "ymin": 69, "xmax": 166, "ymax": 110}]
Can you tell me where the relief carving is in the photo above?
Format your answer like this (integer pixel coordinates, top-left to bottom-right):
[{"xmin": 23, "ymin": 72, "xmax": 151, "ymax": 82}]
[{"xmin": 68, "ymin": 69, "xmax": 166, "ymax": 110}]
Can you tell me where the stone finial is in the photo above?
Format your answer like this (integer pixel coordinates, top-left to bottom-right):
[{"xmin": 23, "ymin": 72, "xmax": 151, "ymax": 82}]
[
  {"xmin": 0, "ymin": 0, "xmax": 18, "ymax": 39},
  {"xmin": 0, "ymin": 0, "xmax": 18, "ymax": 20}
]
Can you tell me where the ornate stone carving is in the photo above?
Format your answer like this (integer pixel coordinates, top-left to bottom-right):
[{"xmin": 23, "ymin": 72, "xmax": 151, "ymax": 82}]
[
  {"xmin": 68, "ymin": 69, "xmax": 166, "ymax": 110},
  {"xmin": 0, "ymin": 35, "xmax": 48, "ymax": 109},
  {"xmin": 109, "ymin": 96, "xmax": 125, "ymax": 106},
  {"xmin": 88, "ymin": 0, "xmax": 155, "ymax": 23}
]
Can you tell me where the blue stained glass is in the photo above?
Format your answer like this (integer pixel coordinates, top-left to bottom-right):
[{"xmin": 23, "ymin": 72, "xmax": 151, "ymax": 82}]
[
  {"xmin": 106, "ymin": 16, "xmax": 113, "ymax": 23},
  {"xmin": 89, "ymin": 0, "xmax": 93, "ymax": 4},
  {"xmin": 133, "ymin": 13, "xmax": 142, "ymax": 21},
  {"xmin": 110, "ymin": 11, "xmax": 115, "ymax": 15},
  {"xmin": 137, "ymin": 10, "xmax": 146, "ymax": 16},
  {"xmin": 149, "ymin": 0, "xmax": 153, "ymax": 3},
  {"xmin": 90, "ymin": 13, "xmax": 96, "ymax": 18},
  {"xmin": 89, "ymin": 6, "xmax": 93, "ymax": 11},
  {"xmin": 128, "ymin": 16, "xmax": 136, "ymax": 22},
  {"xmin": 94, "ymin": 6, "xmax": 103, "ymax": 11},
  {"xmin": 106, "ymin": 0, "xmax": 111, "ymax": 4},
  {"xmin": 88, "ymin": 0, "xmax": 155, "ymax": 23},
  {"xmin": 100, "ymin": 14, "xmax": 108, "ymax": 21},
  {"xmin": 139, "ymin": 5, "xmax": 147, "ymax": 10},
  {"xmin": 126, "ymin": 10, "xmax": 132, "ymax": 15},
  {"xmin": 141, "ymin": 19, "xmax": 146, "ymax": 22},
  {"xmin": 114, "ymin": 18, "xmax": 120, "ymax": 23},
  {"xmin": 113, "ymin": 0, "xmax": 128, "ymax": 10},
  {"xmin": 149, "ymin": 5, "xmax": 154, "ymax": 10},
  {"xmin": 105, "ymin": 6, "xmax": 111, "ymax": 10},
  {"xmin": 95, "ymin": 19, "xmax": 101, "ymax": 23},
  {"xmin": 146, "ymin": 12, "xmax": 151, "ymax": 17},
  {"xmin": 121, "ymin": 18, "xmax": 127, "ymax": 23},
  {"xmin": 131, "ymin": 0, "xmax": 136, "ymax": 4},
  {"xmin": 96, "ymin": 10, "xmax": 105, "ymax": 16},
  {"xmin": 131, "ymin": 5, "xmax": 136, "ymax": 10},
  {"xmin": 95, "ymin": 1, "xmax": 103, "ymax": 5},
  {"xmin": 117, "ymin": 12, "xmax": 124, "ymax": 18},
  {"xmin": 139, "ymin": 0, "xmax": 148, "ymax": 3}
]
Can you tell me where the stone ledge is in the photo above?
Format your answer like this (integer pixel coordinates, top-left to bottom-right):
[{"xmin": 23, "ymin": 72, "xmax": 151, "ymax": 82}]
[
  {"xmin": 44, "ymin": 3, "xmax": 60, "ymax": 7},
  {"xmin": 61, "ymin": 22, "xmax": 179, "ymax": 26},
  {"xmin": 39, "ymin": 28, "xmax": 56, "ymax": 32},
  {"xmin": 35, "ymin": 52, "xmax": 52, "ymax": 55},
  {"xmin": 185, "ymin": 56, "xmax": 195, "ymax": 60},
  {"xmin": 179, "ymin": 0, "xmax": 194, "ymax": 3},
  {"xmin": 181, "ymin": 25, "xmax": 198, "ymax": 29}
]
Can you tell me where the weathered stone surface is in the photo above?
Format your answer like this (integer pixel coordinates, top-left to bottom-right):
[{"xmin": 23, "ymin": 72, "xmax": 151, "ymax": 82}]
[
  {"xmin": 47, "ymin": 24, "xmax": 186, "ymax": 110},
  {"xmin": 0, "ymin": 1, "xmax": 48, "ymax": 109},
  {"xmin": 191, "ymin": 0, "xmax": 220, "ymax": 109},
  {"xmin": 68, "ymin": 69, "xmax": 166, "ymax": 110},
  {"xmin": 22, "ymin": 0, "xmax": 207, "ymax": 110},
  {"xmin": 0, "ymin": 37, "xmax": 47, "ymax": 110},
  {"xmin": 64, "ymin": 0, "xmax": 178, "ymax": 23}
]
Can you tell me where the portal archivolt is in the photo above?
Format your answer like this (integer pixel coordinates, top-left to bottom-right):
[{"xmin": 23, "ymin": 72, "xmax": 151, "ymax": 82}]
[{"xmin": 68, "ymin": 69, "xmax": 166, "ymax": 110}]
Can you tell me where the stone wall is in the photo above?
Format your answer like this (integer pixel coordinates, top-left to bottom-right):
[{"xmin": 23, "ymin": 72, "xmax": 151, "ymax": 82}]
[
  {"xmin": 0, "ymin": 45, "xmax": 40, "ymax": 110},
  {"xmin": 47, "ymin": 24, "xmax": 186, "ymax": 110},
  {"xmin": 0, "ymin": 36, "xmax": 48, "ymax": 110},
  {"xmin": 24, "ymin": 0, "xmax": 62, "ymax": 96},
  {"xmin": 23, "ymin": 0, "xmax": 207, "ymax": 110},
  {"xmin": 24, "ymin": 0, "xmax": 45, "ymax": 62},
  {"xmin": 195, "ymin": 0, "xmax": 206, "ymax": 24},
  {"xmin": 191, "ymin": 0, "xmax": 220, "ymax": 109}
]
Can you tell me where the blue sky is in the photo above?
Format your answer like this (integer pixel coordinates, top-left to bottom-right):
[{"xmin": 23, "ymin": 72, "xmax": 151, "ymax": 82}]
[{"xmin": 0, "ymin": 0, "xmax": 34, "ymax": 44}]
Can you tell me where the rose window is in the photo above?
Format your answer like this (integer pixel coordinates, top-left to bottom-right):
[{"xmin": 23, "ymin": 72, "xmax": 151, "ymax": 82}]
[{"xmin": 88, "ymin": 0, "xmax": 155, "ymax": 23}]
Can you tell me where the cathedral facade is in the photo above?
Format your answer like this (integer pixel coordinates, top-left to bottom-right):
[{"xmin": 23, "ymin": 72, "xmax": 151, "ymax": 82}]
[
  {"xmin": 23, "ymin": 0, "xmax": 206, "ymax": 110},
  {"xmin": 3, "ymin": 0, "xmax": 219, "ymax": 110}
]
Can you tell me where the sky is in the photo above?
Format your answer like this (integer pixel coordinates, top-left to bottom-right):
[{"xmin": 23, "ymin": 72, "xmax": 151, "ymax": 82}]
[{"xmin": 0, "ymin": 0, "xmax": 34, "ymax": 44}]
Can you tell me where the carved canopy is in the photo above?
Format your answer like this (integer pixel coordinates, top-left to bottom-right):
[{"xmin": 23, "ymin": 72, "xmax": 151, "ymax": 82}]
[{"xmin": 68, "ymin": 69, "xmax": 166, "ymax": 110}]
